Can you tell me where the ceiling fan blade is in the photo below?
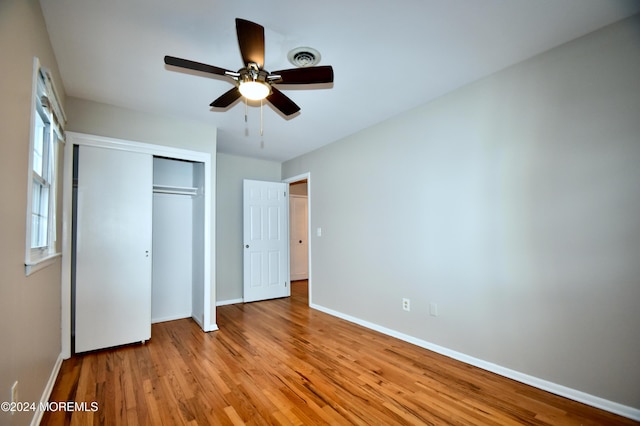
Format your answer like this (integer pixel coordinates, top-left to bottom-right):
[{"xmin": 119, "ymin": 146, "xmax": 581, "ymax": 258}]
[
  {"xmin": 266, "ymin": 87, "xmax": 300, "ymax": 116},
  {"xmin": 164, "ymin": 56, "xmax": 232, "ymax": 76},
  {"xmin": 271, "ymin": 66, "xmax": 334, "ymax": 84},
  {"xmin": 210, "ymin": 87, "xmax": 242, "ymax": 108},
  {"xmin": 236, "ymin": 18, "xmax": 265, "ymax": 68}
]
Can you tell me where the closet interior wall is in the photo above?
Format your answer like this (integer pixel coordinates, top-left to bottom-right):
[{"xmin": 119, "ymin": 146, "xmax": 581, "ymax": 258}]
[{"xmin": 152, "ymin": 157, "xmax": 205, "ymax": 324}]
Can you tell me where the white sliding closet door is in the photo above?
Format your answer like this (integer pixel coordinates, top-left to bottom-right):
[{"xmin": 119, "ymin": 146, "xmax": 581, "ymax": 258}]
[{"xmin": 75, "ymin": 145, "xmax": 153, "ymax": 352}]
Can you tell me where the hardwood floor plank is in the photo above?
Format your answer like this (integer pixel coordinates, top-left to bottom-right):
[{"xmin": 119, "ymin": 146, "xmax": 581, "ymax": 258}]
[{"xmin": 42, "ymin": 281, "xmax": 638, "ymax": 425}]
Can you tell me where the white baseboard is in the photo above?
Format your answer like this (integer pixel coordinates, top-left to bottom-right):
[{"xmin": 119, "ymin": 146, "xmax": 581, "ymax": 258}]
[
  {"xmin": 151, "ymin": 313, "xmax": 191, "ymax": 324},
  {"xmin": 310, "ymin": 302, "xmax": 640, "ymax": 421},
  {"xmin": 216, "ymin": 298, "xmax": 243, "ymax": 306},
  {"xmin": 30, "ymin": 352, "xmax": 64, "ymax": 426}
]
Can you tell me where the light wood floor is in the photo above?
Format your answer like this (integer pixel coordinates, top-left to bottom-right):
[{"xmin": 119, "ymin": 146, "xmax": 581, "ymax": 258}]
[{"xmin": 43, "ymin": 281, "xmax": 636, "ymax": 425}]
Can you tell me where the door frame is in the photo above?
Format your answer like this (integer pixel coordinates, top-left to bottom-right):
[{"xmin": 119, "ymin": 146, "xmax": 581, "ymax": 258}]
[
  {"xmin": 60, "ymin": 132, "xmax": 215, "ymax": 359},
  {"xmin": 283, "ymin": 173, "xmax": 312, "ymax": 306}
]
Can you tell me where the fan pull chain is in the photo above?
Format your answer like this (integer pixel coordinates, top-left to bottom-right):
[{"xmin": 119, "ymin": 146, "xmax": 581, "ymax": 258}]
[
  {"xmin": 260, "ymin": 100, "xmax": 265, "ymax": 148},
  {"xmin": 260, "ymin": 100, "xmax": 264, "ymax": 137},
  {"xmin": 244, "ymin": 97, "xmax": 248, "ymax": 123}
]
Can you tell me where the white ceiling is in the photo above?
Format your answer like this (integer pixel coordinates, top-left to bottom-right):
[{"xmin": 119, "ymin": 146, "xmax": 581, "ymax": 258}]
[{"xmin": 40, "ymin": 0, "xmax": 640, "ymax": 162}]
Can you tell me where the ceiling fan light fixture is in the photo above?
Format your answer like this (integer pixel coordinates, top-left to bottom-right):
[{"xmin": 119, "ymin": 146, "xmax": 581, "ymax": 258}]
[{"xmin": 239, "ymin": 80, "xmax": 270, "ymax": 101}]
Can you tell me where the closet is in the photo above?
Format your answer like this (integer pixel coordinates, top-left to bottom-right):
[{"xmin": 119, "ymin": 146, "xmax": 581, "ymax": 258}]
[
  {"xmin": 152, "ymin": 157, "xmax": 205, "ymax": 324},
  {"xmin": 71, "ymin": 133, "xmax": 208, "ymax": 353}
]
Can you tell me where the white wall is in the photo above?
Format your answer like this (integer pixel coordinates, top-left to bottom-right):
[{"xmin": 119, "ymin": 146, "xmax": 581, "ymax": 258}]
[
  {"xmin": 283, "ymin": 15, "xmax": 640, "ymax": 411},
  {"xmin": 152, "ymin": 193, "xmax": 193, "ymax": 322},
  {"xmin": 0, "ymin": 1, "xmax": 65, "ymax": 424},
  {"xmin": 216, "ymin": 153, "xmax": 281, "ymax": 302}
]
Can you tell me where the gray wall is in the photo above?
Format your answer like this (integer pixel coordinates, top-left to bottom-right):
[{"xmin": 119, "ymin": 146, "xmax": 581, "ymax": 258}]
[
  {"xmin": 216, "ymin": 153, "xmax": 281, "ymax": 302},
  {"xmin": 0, "ymin": 1, "xmax": 65, "ymax": 424},
  {"xmin": 283, "ymin": 15, "xmax": 640, "ymax": 409},
  {"xmin": 65, "ymin": 97, "xmax": 218, "ymax": 328}
]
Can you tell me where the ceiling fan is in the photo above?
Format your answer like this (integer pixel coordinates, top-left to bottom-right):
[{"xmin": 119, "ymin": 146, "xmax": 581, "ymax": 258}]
[{"xmin": 164, "ymin": 18, "xmax": 334, "ymax": 117}]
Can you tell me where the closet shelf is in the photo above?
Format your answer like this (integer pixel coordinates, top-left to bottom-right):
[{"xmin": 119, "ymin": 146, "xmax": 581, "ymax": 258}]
[{"xmin": 153, "ymin": 185, "xmax": 199, "ymax": 196}]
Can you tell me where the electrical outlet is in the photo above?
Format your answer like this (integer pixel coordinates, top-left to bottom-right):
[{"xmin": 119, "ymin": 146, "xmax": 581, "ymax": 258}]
[
  {"xmin": 11, "ymin": 381, "xmax": 18, "ymax": 403},
  {"xmin": 402, "ymin": 298, "xmax": 410, "ymax": 311},
  {"xmin": 430, "ymin": 302, "xmax": 439, "ymax": 317}
]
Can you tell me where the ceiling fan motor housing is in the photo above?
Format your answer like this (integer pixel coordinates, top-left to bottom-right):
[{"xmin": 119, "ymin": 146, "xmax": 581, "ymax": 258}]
[
  {"xmin": 238, "ymin": 63, "xmax": 271, "ymax": 100},
  {"xmin": 239, "ymin": 63, "xmax": 269, "ymax": 84}
]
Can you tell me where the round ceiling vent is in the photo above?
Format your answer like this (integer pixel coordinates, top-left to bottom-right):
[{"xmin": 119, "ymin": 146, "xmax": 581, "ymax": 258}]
[{"xmin": 287, "ymin": 47, "xmax": 321, "ymax": 67}]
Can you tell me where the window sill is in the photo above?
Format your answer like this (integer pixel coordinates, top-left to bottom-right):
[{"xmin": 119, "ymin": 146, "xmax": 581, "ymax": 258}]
[{"xmin": 25, "ymin": 252, "xmax": 61, "ymax": 276}]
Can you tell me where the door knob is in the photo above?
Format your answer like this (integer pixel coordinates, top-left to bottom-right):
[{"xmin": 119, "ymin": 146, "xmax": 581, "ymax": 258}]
[
  {"xmin": 245, "ymin": 244, "xmax": 249, "ymax": 248},
  {"xmin": 299, "ymin": 240, "xmax": 302, "ymax": 244}
]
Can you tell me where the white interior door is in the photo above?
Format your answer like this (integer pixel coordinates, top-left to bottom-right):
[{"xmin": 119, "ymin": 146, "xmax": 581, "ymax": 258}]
[
  {"xmin": 243, "ymin": 179, "xmax": 289, "ymax": 303},
  {"xmin": 75, "ymin": 145, "xmax": 152, "ymax": 352},
  {"xmin": 290, "ymin": 195, "xmax": 309, "ymax": 280}
]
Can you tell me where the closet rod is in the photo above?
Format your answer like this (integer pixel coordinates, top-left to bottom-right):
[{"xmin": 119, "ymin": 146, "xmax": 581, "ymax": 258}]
[{"xmin": 152, "ymin": 185, "xmax": 198, "ymax": 196}]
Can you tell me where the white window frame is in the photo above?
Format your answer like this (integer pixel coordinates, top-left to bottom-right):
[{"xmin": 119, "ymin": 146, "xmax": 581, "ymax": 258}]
[{"xmin": 25, "ymin": 57, "xmax": 65, "ymax": 275}]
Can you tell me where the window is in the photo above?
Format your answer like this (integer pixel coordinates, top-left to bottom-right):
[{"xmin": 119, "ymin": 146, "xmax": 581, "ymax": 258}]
[{"xmin": 25, "ymin": 58, "xmax": 65, "ymax": 275}]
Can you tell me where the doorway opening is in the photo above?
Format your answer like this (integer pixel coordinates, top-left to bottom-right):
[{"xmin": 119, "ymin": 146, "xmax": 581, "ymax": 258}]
[{"xmin": 284, "ymin": 173, "xmax": 311, "ymax": 306}]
